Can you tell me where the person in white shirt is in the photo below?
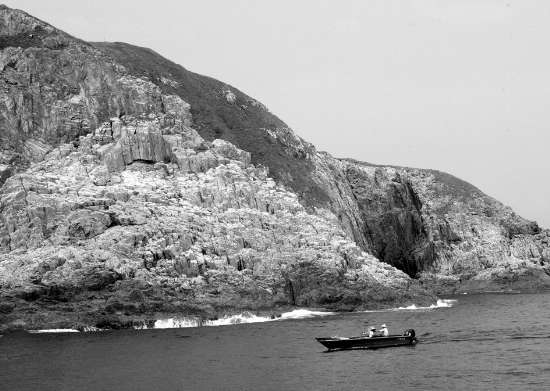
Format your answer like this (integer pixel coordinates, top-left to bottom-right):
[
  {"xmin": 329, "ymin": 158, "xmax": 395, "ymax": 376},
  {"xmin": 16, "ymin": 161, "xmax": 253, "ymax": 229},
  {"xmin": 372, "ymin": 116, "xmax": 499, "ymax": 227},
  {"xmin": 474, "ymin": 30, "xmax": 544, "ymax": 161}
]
[
  {"xmin": 380, "ymin": 324, "xmax": 389, "ymax": 336},
  {"xmin": 368, "ymin": 327, "xmax": 376, "ymax": 337}
]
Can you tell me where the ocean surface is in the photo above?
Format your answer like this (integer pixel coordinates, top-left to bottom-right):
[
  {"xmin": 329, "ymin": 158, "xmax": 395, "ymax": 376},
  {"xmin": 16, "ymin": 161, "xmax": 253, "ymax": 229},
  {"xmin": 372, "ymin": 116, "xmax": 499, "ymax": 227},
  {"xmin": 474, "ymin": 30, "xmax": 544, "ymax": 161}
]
[{"xmin": 1, "ymin": 292, "xmax": 549, "ymax": 390}]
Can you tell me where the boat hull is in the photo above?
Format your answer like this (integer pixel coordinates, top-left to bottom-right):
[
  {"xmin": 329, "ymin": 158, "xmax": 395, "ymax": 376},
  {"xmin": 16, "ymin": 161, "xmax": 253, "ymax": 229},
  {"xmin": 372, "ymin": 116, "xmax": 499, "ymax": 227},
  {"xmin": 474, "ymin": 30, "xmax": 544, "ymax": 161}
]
[{"xmin": 316, "ymin": 335, "xmax": 417, "ymax": 351}]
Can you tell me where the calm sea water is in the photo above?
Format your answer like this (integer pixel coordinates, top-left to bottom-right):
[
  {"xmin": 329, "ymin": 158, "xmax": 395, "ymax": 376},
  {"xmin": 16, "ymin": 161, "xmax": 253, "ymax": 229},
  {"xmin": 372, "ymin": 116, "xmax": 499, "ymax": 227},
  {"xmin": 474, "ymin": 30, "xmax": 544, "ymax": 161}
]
[{"xmin": 1, "ymin": 292, "xmax": 549, "ymax": 390}]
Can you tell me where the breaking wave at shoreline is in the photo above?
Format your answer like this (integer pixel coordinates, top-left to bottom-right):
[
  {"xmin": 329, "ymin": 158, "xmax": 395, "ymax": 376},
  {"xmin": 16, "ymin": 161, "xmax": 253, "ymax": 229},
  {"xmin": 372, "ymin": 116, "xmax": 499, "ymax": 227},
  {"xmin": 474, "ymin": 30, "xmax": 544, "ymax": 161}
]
[
  {"xmin": 362, "ymin": 298, "xmax": 457, "ymax": 313},
  {"xmin": 144, "ymin": 301, "xmax": 457, "ymax": 330},
  {"xmin": 23, "ymin": 310, "xmax": 336, "ymax": 333},
  {"xmin": 24, "ymin": 300, "xmax": 457, "ymax": 333},
  {"xmin": 395, "ymin": 299, "xmax": 457, "ymax": 310},
  {"xmin": 150, "ymin": 309, "xmax": 336, "ymax": 329}
]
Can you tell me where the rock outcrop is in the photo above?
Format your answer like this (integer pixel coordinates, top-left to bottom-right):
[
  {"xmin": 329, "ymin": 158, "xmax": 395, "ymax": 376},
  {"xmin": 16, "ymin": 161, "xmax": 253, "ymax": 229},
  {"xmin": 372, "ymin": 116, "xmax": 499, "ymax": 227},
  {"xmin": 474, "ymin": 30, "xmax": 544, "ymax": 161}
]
[{"xmin": 0, "ymin": 5, "xmax": 548, "ymax": 330}]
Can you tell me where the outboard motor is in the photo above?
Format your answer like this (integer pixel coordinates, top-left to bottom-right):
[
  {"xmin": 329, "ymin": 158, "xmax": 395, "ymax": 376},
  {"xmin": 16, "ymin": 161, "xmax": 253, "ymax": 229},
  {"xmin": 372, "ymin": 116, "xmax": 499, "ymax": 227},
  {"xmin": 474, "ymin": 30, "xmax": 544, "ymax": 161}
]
[{"xmin": 404, "ymin": 329, "xmax": 415, "ymax": 338}]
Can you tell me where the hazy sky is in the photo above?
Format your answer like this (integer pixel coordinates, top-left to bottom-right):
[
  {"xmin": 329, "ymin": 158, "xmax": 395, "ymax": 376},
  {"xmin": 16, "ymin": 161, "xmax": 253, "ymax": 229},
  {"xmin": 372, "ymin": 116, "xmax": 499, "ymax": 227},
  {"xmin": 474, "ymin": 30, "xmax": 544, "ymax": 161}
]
[{"xmin": 7, "ymin": 0, "xmax": 550, "ymax": 228}]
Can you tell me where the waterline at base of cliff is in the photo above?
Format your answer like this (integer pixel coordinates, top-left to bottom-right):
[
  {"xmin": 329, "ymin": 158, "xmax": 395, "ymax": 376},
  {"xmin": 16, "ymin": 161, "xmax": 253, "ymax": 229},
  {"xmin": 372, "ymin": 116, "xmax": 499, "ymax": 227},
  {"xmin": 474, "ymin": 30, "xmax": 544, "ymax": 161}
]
[{"xmin": 20, "ymin": 299, "xmax": 458, "ymax": 333}]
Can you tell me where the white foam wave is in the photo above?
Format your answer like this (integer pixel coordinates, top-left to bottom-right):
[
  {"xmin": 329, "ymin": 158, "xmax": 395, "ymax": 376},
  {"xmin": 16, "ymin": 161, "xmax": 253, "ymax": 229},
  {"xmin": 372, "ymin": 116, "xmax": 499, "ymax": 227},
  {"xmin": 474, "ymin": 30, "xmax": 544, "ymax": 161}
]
[
  {"xmin": 436, "ymin": 299, "xmax": 457, "ymax": 307},
  {"xmin": 279, "ymin": 309, "xmax": 335, "ymax": 320},
  {"xmin": 153, "ymin": 318, "xmax": 203, "ymax": 329},
  {"xmin": 80, "ymin": 326, "xmax": 103, "ymax": 332},
  {"xmin": 362, "ymin": 299, "xmax": 457, "ymax": 313},
  {"xmin": 28, "ymin": 329, "xmax": 80, "ymax": 334},
  {"xmin": 395, "ymin": 299, "xmax": 457, "ymax": 310},
  {"xmin": 150, "ymin": 309, "xmax": 335, "ymax": 330},
  {"xmin": 153, "ymin": 313, "xmax": 271, "ymax": 329}
]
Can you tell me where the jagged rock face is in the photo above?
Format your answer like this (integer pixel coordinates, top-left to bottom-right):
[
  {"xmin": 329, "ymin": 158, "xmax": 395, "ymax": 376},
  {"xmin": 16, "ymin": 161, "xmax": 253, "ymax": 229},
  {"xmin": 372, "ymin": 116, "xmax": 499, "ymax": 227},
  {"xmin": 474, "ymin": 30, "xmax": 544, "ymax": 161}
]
[{"xmin": 0, "ymin": 6, "xmax": 191, "ymax": 172}]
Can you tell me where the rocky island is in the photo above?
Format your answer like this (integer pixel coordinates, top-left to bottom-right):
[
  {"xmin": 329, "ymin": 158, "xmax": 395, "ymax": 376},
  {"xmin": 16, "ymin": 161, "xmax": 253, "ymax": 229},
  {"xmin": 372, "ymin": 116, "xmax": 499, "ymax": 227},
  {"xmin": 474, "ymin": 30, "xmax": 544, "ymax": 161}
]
[{"xmin": 0, "ymin": 5, "xmax": 548, "ymax": 331}]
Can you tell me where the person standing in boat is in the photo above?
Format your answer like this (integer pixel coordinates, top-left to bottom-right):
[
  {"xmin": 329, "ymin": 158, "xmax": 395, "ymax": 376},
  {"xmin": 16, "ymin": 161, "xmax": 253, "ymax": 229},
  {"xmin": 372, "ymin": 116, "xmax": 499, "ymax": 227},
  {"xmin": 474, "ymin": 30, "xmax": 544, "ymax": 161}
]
[{"xmin": 380, "ymin": 324, "xmax": 389, "ymax": 336}]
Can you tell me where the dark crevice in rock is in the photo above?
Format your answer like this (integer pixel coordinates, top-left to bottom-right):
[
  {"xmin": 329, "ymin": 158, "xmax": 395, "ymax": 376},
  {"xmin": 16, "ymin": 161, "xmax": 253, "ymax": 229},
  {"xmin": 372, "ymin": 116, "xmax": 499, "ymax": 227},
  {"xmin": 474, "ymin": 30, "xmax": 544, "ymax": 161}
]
[
  {"xmin": 129, "ymin": 159, "xmax": 156, "ymax": 165},
  {"xmin": 344, "ymin": 166, "xmax": 434, "ymax": 278},
  {"xmin": 0, "ymin": 165, "xmax": 12, "ymax": 186}
]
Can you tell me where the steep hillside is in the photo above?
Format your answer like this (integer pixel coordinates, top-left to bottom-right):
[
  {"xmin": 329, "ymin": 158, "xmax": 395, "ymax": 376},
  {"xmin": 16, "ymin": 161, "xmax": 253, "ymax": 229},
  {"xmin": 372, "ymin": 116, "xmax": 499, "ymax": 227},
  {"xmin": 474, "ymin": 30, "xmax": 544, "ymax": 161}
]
[{"xmin": 0, "ymin": 5, "xmax": 549, "ymax": 330}]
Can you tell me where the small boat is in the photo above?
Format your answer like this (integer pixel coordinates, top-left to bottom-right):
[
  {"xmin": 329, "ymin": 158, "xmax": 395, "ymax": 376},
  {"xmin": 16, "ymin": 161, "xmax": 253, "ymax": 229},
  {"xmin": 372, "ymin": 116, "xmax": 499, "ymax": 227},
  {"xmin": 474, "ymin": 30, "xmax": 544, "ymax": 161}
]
[{"xmin": 316, "ymin": 329, "xmax": 417, "ymax": 351}]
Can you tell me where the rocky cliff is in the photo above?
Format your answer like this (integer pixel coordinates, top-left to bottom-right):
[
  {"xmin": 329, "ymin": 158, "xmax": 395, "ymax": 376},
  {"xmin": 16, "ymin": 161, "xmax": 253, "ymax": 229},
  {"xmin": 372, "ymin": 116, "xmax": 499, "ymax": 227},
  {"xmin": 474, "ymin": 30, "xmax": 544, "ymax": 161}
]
[
  {"xmin": 0, "ymin": 112, "xmax": 432, "ymax": 330},
  {"xmin": 0, "ymin": 5, "xmax": 548, "ymax": 330}
]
